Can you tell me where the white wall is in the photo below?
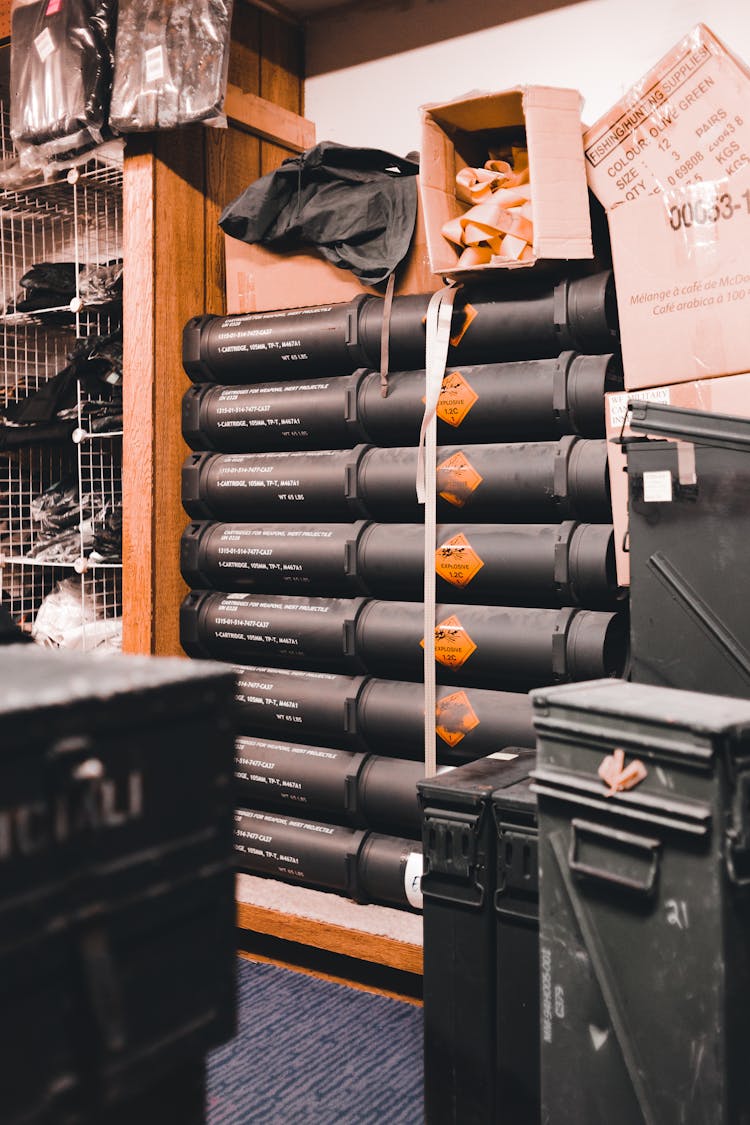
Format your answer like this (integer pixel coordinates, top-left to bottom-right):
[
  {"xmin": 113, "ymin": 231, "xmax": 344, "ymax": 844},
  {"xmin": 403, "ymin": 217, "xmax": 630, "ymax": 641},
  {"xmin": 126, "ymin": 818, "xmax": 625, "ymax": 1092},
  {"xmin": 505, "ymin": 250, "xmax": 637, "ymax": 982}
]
[{"xmin": 305, "ymin": 0, "xmax": 750, "ymax": 158}]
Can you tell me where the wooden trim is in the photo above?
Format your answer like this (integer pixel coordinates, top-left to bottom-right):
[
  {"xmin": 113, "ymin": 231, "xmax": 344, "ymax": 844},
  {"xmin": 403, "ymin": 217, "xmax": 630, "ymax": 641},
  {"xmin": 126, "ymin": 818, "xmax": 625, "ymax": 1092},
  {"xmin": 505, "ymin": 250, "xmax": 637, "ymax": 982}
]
[
  {"xmin": 226, "ymin": 84, "xmax": 314, "ymax": 151},
  {"xmin": 122, "ymin": 143, "xmax": 157, "ymax": 655},
  {"xmin": 236, "ymin": 900, "xmax": 424, "ymax": 976},
  {"xmin": 237, "ymin": 950, "xmax": 423, "ymax": 1005}
]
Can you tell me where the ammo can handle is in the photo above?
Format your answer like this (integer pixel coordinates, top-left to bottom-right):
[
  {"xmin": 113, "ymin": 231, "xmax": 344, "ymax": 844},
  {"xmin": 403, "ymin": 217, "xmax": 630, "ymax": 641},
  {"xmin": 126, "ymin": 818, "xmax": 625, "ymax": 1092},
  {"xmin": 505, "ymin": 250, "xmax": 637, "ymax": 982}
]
[{"xmin": 568, "ymin": 818, "xmax": 661, "ymax": 897}]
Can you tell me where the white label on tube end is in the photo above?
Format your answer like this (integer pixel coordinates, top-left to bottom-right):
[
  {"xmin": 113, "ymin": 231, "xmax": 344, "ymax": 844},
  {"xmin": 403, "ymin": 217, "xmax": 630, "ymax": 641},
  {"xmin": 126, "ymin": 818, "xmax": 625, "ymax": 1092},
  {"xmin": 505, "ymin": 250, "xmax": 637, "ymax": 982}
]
[
  {"xmin": 404, "ymin": 851, "xmax": 423, "ymax": 910},
  {"xmin": 643, "ymin": 470, "xmax": 673, "ymax": 503}
]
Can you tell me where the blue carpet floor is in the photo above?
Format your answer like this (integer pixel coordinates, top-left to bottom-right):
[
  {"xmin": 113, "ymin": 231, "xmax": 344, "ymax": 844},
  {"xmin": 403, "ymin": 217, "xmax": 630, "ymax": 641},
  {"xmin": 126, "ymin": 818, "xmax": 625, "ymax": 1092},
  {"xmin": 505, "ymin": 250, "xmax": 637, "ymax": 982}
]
[{"xmin": 206, "ymin": 958, "xmax": 424, "ymax": 1125}]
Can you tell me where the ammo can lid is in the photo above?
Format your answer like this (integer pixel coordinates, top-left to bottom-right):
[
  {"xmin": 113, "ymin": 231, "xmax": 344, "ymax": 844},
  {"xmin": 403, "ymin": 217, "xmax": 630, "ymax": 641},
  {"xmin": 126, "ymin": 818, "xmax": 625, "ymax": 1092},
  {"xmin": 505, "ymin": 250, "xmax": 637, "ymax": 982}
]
[
  {"xmin": 491, "ymin": 776, "xmax": 537, "ymax": 816},
  {"xmin": 0, "ymin": 646, "xmax": 236, "ymax": 734},
  {"xmin": 531, "ymin": 678, "xmax": 750, "ymax": 744},
  {"xmin": 417, "ymin": 749, "xmax": 536, "ymax": 806}
]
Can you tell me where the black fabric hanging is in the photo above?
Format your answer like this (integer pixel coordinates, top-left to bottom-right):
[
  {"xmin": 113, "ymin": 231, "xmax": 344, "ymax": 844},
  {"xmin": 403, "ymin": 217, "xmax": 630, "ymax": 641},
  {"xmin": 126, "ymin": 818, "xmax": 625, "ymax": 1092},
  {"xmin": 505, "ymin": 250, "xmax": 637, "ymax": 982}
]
[{"xmin": 219, "ymin": 142, "xmax": 419, "ymax": 286}]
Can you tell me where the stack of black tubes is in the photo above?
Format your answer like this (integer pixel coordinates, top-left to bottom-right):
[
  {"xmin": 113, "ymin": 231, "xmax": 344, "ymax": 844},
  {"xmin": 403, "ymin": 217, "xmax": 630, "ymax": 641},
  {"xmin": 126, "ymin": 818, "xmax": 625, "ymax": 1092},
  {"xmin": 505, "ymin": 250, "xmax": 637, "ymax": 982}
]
[{"xmin": 180, "ymin": 272, "xmax": 628, "ymax": 912}]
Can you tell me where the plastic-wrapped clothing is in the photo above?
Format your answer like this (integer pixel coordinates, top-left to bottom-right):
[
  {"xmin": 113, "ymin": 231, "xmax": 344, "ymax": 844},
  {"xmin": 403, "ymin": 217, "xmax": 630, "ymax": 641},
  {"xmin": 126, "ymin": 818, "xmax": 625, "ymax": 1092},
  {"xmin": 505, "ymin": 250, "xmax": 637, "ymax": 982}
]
[
  {"xmin": 219, "ymin": 142, "xmax": 419, "ymax": 286},
  {"xmin": 10, "ymin": 0, "xmax": 117, "ymax": 162},
  {"xmin": 32, "ymin": 575, "xmax": 122, "ymax": 650},
  {"xmin": 79, "ymin": 259, "xmax": 123, "ymax": 303},
  {"xmin": 110, "ymin": 0, "xmax": 234, "ymax": 131}
]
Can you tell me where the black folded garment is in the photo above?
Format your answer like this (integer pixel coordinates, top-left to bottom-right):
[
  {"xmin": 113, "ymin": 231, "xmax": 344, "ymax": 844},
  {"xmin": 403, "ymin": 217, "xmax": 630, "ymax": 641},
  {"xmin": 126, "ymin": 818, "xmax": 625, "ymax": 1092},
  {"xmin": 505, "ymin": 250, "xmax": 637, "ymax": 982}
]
[{"xmin": 219, "ymin": 142, "xmax": 419, "ymax": 286}]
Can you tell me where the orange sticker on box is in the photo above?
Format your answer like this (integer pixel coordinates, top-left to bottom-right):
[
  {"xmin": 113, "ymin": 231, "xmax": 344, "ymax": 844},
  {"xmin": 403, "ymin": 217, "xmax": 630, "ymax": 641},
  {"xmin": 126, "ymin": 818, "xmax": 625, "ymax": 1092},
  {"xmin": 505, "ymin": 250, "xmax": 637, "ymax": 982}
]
[
  {"xmin": 437, "ymin": 451, "xmax": 484, "ymax": 508},
  {"xmin": 437, "ymin": 371, "xmax": 479, "ymax": 428},
  {"xmin": 435, "ymin": 533, "xmax": 485, "ymax": 588},
  {"xmin": 421, "ymin": 614, "xmax": 478, "ymax": 669},
  {"xmin": 435, "ymin": 689, "xmax": 481, "ymax": 747}
]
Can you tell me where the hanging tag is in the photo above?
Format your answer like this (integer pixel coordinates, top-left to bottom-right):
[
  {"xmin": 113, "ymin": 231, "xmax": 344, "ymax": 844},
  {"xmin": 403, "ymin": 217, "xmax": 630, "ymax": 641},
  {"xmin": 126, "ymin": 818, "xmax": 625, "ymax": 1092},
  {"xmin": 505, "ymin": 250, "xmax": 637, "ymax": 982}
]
[
  {"xmin": 145, "ymin": 45, "xmax": 166, "ymax": 84},
  {"xmin": 34, "ymin": 27, "xmax": 56, "ymax": 62}
]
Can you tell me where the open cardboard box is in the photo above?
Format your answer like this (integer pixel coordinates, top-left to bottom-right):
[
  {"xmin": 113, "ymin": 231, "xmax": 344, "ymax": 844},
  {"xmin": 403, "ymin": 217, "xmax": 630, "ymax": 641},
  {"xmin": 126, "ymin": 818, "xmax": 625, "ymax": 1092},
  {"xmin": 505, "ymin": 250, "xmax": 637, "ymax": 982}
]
[
  {"xmin": 605, "ymin": 373, "xmax": 750, "ymax": 585},
  {"xmin": 419, "ymin": 87, "xmax": 593, "ymax": 278},
  {"xmin": 225, "ymin": 181, "xmax": 440, "ymax": 314}
]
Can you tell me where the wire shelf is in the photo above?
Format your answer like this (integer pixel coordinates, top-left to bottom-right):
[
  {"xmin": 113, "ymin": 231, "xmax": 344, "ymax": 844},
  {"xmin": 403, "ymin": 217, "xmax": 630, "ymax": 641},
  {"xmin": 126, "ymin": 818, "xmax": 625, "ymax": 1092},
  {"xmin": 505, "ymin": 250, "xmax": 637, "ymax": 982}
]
[{"xmin": 0, "ymin": 97, "xmax": 123, "ymax": 650}]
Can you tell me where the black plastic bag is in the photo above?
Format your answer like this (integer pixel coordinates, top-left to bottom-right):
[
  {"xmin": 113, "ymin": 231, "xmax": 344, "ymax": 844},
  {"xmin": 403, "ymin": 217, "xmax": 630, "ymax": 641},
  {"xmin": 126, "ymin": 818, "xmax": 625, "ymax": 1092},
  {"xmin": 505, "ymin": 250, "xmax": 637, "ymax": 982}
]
[
  {"xmin": 110, "ymin": 0, "xmax": 234, "ymax": 131},
  {"xmin": 10, "ymin": 0, "xmax": 117, "ymax": 165},
  {"xmin": 219, "ymin": 142, "xmax": 419, "ymax": 286}
]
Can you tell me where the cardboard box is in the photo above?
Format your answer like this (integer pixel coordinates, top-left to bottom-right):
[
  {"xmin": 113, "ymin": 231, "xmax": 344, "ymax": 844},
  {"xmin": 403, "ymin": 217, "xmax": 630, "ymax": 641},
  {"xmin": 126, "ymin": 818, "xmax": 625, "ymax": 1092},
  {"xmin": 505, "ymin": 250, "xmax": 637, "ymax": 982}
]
[
  {"xmin": 225, "ymin": 188, "xmax": 439, "ymax": 313},
  {"xmin": 419, "ymin": 87, "xmax": 593, "ymax": 278},
  {"xmin": 605, "ymin": 374, "xmax": 750, "ymax": 585},
  {"xmin": 584, "ymin": 24, "xmax": 750, "ymax": 211},
  {"xmin": 609, "ymin": 171, "xmax": 750, "ymax": 389}
]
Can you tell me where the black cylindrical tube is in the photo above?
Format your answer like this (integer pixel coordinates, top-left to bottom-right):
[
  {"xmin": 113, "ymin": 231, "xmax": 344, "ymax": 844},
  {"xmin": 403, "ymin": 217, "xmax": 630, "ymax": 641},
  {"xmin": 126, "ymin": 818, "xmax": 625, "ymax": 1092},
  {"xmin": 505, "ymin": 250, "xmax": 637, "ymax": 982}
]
[
  {"xmin": 181, "ymin": 447, "xmax": 369, "ymax": 521},
  {"xmin": 359, "ymin": 352, "xmax": 621, "ymax": 444},
  {"xmin": 359, "ymin": 438, "xmax": 611, "ymax": 523},
  {"xmin": 357, "ymin": 272, "xmax": 618, "ymax": 370},
  {"xmin": 355, "ymin": 602, "xmax": 628, "ymax": 687},
  {"xmin": 359, "ymin": 521, "xmax": 620, "ymax": 608},
  {"xmin": 182, "ymin": 353, "xmax": 621, "ymax": 454},
  {"xmin": 358, "ymin": 679, "xmax": 535, "ymax": 763},
  {"xmin": 359, "ymin": 833, "xmax": 423, "ymax": 912},
  {"xmin": 183, "ymin": 300, "xmax": 368, "ymax": 383},
  {"xmin": 234, "ymin": 735, "xmax": 425, "ymax": 837},
  {"xmin": 183, "ymin": 592, "xmax": 626, "ymax": 684},
  {"xmin": 180, "ymin": 521, "xmax": 370, "ymax": 595},
  {"xmin": 184, "ymin": 439, "xmax": 610, "ymax": 523},
  {"xmin": 183, "ymin": 273, "xmax": 618, "ymax": 383},
  {"xmin": 182, "ymin": 372, "xmax": 366, "ymax": 452},
  {"xmin": 182, "ymin": 520, "xmax": 620, "ymax": 608},
  {"xmin": 232, "ymin": 664, "xmax": 535, "ymax": 762},
  {"xmin": 234, "ymin": 807, "xmax": 422, "ymax": 910},
  {"xmin": 233, "ymin": 665, "xmax": 368, "ymax": 750},
  {"xmin": 181, "ymin": 590, "xmax": 368, "ymax": 671}
]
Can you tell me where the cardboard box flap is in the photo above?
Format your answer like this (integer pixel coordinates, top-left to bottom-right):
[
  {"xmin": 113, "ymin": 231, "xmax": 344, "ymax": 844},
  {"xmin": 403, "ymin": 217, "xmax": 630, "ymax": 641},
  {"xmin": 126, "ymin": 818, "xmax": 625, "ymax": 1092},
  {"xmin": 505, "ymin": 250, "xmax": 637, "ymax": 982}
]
[{"xmin": 422, "ymin": 89, "xmax": 525, "ymax": 135}]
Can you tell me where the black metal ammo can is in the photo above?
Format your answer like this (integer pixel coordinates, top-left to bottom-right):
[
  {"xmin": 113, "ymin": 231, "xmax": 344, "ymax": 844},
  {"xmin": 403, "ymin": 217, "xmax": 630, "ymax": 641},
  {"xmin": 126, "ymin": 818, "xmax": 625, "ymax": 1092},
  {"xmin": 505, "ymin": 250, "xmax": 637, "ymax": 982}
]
[
  {"xmin": 625, "ymin": 401, "xmax": 750, "ymax": 700},
  {"xmin": 418, "ymin": 752, "xmax": 537, "ymax": 1124},
  {"xmin": 531, "ymin": 678, "xmax": 750, "ymax": 1125}
]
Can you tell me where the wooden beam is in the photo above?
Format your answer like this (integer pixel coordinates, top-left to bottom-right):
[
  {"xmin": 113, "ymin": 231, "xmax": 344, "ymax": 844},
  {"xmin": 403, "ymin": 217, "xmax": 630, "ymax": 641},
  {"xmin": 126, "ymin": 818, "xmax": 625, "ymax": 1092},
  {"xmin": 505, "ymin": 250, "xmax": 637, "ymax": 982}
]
[
  {"xmin": 236, "ymin": 901, "xmax": 424, "ymax": 976},
  {"xmin": 225, "ymin": 84, "xmax": 315, "ymax": 151}
]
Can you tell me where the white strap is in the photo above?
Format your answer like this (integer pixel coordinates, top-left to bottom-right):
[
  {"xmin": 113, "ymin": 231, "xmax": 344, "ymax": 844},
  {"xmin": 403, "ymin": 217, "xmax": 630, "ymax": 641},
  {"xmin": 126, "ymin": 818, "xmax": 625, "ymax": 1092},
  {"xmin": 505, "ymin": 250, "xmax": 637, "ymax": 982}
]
[{"xmin": 417, "ymin": 285, "xmax": 457, "ymax": 778}]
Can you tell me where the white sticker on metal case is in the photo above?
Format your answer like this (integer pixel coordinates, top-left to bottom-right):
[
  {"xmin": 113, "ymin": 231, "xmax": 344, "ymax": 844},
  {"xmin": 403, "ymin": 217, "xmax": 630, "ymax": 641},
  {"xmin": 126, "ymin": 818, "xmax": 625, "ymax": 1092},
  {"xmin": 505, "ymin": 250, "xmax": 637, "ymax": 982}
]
[
  {"xmin": 404, "ymin": 851, "xmax": 423, "ymax": 910},
  {"xmin": 643, "ymin": 469, "xmax": 673, "ymax": 503},
  {"xmin": 34, "ymin": 27, "xmax": 56, "ymax": 62}
]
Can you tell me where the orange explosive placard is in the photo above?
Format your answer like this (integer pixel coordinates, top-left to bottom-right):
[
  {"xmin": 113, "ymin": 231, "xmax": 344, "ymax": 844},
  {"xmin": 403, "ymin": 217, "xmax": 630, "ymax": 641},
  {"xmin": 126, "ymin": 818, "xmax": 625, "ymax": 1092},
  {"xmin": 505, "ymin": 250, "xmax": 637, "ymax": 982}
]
[
  {"xmin": 435, "ymin": 532, "xmax": 485, "ymax": 588},
  {"xmin": 436, "ymin": 450, "xmax": 484, "ymax": 508},
  {"xmin": 421, "ymin": 614, "xmax": 477, "ymax": 669},
  {"xmin": 436, "ymin": 371, "xmax": 479, "ymax": 428},
  {"xmin": 435, "ymin": 689, "xmax": 481, "ymax": 747}
]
